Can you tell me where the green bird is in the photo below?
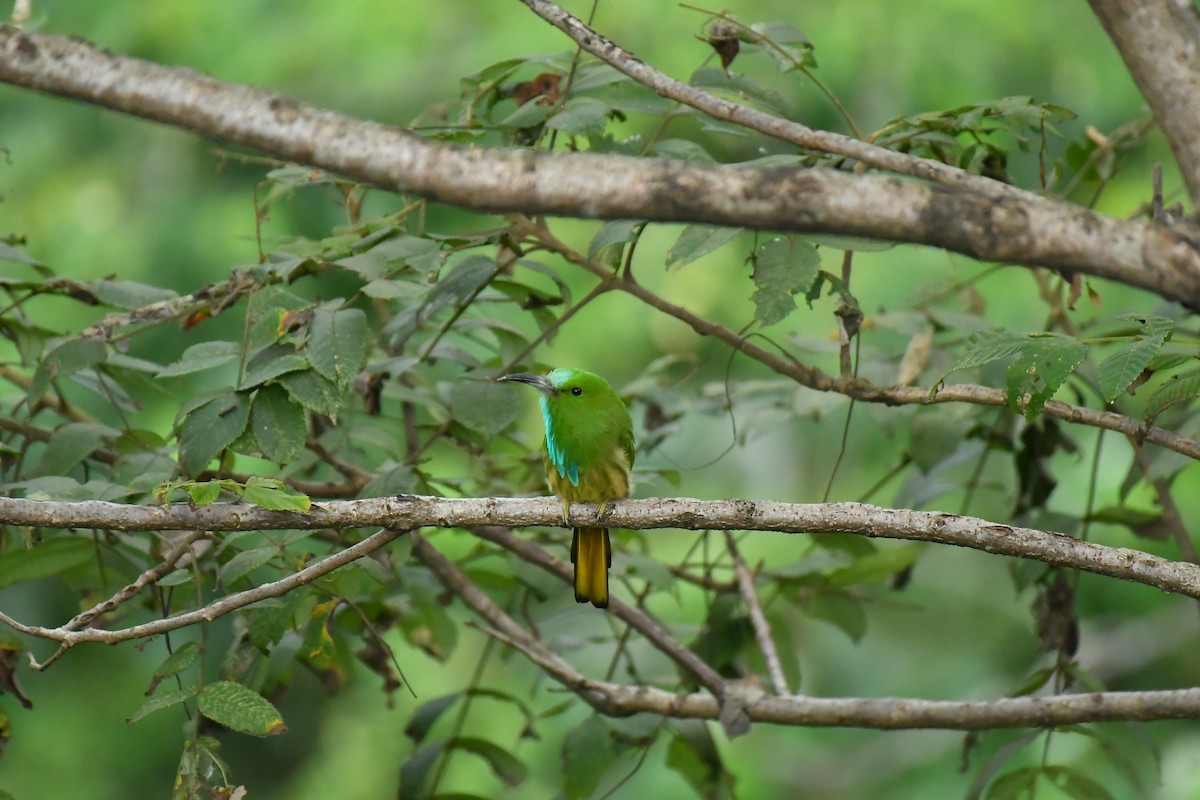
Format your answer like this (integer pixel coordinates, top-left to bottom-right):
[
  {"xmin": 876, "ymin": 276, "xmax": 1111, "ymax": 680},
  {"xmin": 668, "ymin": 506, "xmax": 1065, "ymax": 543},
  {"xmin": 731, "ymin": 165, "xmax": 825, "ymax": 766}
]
[{"xmin": 498, "ymin": 368, "xmax": 634, "ymax": 608}]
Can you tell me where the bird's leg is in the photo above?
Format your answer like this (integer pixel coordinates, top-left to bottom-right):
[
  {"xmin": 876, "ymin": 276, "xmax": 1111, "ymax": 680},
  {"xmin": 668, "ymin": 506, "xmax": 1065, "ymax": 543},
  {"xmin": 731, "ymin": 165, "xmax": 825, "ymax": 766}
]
[
  {"xmin": 596, "ymin": 500, "xmax": 608, "ymax": 524},
  {"xmin": 560, "ymin": 496, "xmax": 571, "ymax": 526}
]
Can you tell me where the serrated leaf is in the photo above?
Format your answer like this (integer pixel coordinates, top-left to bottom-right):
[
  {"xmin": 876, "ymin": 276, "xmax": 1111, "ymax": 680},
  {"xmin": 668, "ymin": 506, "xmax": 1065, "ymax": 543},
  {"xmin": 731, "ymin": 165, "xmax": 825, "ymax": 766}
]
[
  {"xmin": 452, "ymin": 737, "xmax": 526, "ymax": 787},
  {"xmin": 308, "ymin": 305, "xmax": 369, "ymax": 388},
  {"xmin": 0, "ymin": 537, "xmax": 94, "ymax": 590},
  {"xmin": 250, "ymin": 384, "xmax": 307, "ymax": 464},
  {"xmin": 198, "ymin": 681, "xmax": 287, "ymax": 736},
  {"xmin": 178, "ymin": 391, "xmax": 250, "ymax": 476},
  {"xmin": 940, "ymin": 329, "xmax": 1031, "ymax": 379},
  {"xmin": 240, "ymin": 482, "xmax": 311, "ymax": 512},
  {"xmin": 280, "ymin": 369, "xmax": 345, "ymax": 417},
  {"xmin": 751, "ymin": 236, "xmax": 821, "ymax": 326},
  {"xmin": 34, "ymin": 422, "xmax": 111, "ymax": 477},
  {"xmin": 156, "ymin": 341, "xmax": 241, "ymax": 378},
  {"xmin": 546, "ymin": 97, "xmax": 611, "ymax": 135},
  {"xmin": 405, "ymin": 693, "xmax": 462, "ymax": 744},
  {"xmin": 562, "ymin": 716, "xmax": 613, "ymax": 800},
  {"xmin": 1098, "ymin": 316, "xmax": 1172, "ymax": 402},
  {"xmin": 146, "ymin": 642, "xmax": 201, "ymax": 695},
  {"xmin": 1142, "ymin": 366, "xmax": 1200, "ymax": 421},
  {"xmin": 240, "ymin": 351, "xmax": 308, "ymax": 389},
  {"xmin": 665, "ymin": 225, "xmax": 741, "ymax": 269},
  {"xmin": 219, "ymin": 546, "xmax": 278, "ymax": 586},
  {"xmin": 1005, "ymin": 334, "xmax": 1087, "ymax": 418},
  {"xmin": 127, "ymin": 685, "xmax": 200, "ymax": 725},
  {"xmin": 186, "ymin": 481, "xmax": 222, "ymax": 505},
  {"xmin": 451, "ymin": 380, "xmax": 523, "ymax": 435}
]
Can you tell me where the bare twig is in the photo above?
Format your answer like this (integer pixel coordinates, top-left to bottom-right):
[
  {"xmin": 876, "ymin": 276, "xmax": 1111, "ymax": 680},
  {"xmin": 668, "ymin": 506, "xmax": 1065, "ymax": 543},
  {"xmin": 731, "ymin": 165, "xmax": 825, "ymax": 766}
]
[
  {"xmin": 724, "ymin": 532, "xmax": 788, "ymax": 695},
  {"xmin": 415, "ymin": 528, "xmax": 1200, "ymax": 730},
  {"xmin": 0, "ymin": 526, "xmax": 410, "ymax": 667}
]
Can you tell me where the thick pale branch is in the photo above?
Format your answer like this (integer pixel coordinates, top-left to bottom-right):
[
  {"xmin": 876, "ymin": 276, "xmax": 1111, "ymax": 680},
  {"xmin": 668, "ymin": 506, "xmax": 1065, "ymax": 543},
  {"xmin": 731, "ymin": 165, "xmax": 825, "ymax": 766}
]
[
  {"xmin": 1089, "ymin": 0, "xmax": 1200, "ymax": 200},
  {"xmin": 2, "ymin": 29, "xmax": 1199, "ymax": 307},
  {"xmin": 1, "ymin": 495, "xmax": 1198, "ymax": 600}
]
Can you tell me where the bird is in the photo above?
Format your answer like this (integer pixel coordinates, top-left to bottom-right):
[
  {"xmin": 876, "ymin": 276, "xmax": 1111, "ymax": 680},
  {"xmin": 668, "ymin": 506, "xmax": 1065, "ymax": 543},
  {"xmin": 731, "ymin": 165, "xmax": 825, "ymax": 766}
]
[{"xmin": 498, "ymin": 368, "xmax": 634, "ymax": 608}]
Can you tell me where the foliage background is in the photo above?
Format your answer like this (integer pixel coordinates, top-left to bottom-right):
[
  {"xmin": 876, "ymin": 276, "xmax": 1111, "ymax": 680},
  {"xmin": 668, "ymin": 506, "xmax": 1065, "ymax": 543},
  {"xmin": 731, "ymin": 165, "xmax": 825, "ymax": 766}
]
[{"xmin": 2, "ymin": 1, "xmax": 1199, "ymax": 798}]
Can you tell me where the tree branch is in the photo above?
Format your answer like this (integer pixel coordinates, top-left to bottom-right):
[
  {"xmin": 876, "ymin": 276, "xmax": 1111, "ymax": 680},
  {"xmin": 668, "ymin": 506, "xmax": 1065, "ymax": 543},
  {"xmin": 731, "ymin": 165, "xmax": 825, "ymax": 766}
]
[
  {"xmin": 516, "ymin": 217, "xmax": 1200, "ymax": 462},
  {"xmin": 415, "ymin": 525, "xmax": 1200, "ymax": 731},
  {"xmin": 2, "ymin": 29, "xmax": 1199, "ymax": 307},
  {"xmin": 1088, "ymin": 0, "xmax": 1200, "ymax": 200},
  {"xmin": 1, "ymin": 495, "xmax": 1198, "ymax": 601}
]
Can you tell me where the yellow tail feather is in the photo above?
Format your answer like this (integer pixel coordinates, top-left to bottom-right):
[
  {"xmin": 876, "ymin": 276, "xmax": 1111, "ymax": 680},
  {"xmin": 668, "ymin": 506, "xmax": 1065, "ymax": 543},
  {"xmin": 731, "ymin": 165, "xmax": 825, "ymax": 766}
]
[{"xmin": 571, "ymin": 528, "xmax": 611, "ymax": 608}]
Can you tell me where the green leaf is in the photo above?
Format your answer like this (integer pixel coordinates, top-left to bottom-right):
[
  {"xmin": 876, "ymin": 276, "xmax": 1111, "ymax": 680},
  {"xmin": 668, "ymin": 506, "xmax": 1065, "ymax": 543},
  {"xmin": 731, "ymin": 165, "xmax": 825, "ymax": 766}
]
[
  {"xmin": 240, "ymin": 479, "xmax": 312, "ymax": 512},
  {"xmin": 29, "ymin": 337, "xmax": 107, "ymax": 400},
  {"xmin": 88, "ymin": 279, "xmax": 178, "ymax": 309},
  {"xmin": 1142, "ymin": 365, "xmax": 1200, "ymax": 421},
  {"xmin": 451, "ymin": 379, "xmax": 523, "ymax": 436},
  {"xmin": 751, "ymin": 236, "xmax": 821, "ymax": 326},
  {"xmin": 562, "ymin": 716, "xmax": 613, "ymax": 800},
  {"xmin": 405, "ymin": 693, "xmax": 462, "ymax": 744},
  {"xmin": 452, "ymin": 737, "xmax": 527, "ymax": 787},
  {"xmin": 1098, "ymin": 316, "xmax": 1172, "ymax": 402},
  {"xmin": 827, "ymin": 545, "xmax": 921, "ymax": 587},
  {"xmin": 806, "ymin": 589, "xmax": 868, "ymax": 642},
  {"xmin": 1043, "ymin": 765, "xmax": 1117, "ymax": 800},
  {"xmin": 941, "ymin": 329, "xmax": 1031, "ymax": 377},
  {"xmin": 546, "ymin": 97, "xmax": 612, "ymax": 135},
  {"xmin": 308, "ymin": 305, "xmax": 369, "ymax": 388},
  {"xmin": 399, "ymin": 742, "xmax": 445, "ymax": 799},
  {"xmin": 187, "ymin": 480, "xmax": 223, "ymax": 505},
  {"xmin": 280, "ymin": 369, "xmax": 345, "ymax": 417},
  {"xmin": 985, "ymin": 766, "xmax": 1040, "ymax": 800},
  {"xmin": 499, "ymin": 100, "xmax": 553, "ymax": 130},
  {"xmin": 219, "ymin": 545, "xmax": 278, "ymax": 586},
  {"xmin": 146, "ymin": 642, "xmax": 201, "ymax": 694},
  {"xmin": 250, "ymin": 384, "xmax": 307, "ymax": 464},
  {"xmin": 126, "ymin": 685, "xmax": 200, "ymax": 725},
  {"xmin": 666, "ymin": 723, "xmax": 735, "ymax": 800},
  {"xmin": 1004, "ymin": 334, "xmax": 1087, "ymax": 418},
  {"xmin": 34, "ymin": 422, "xmax": 111, "ymax": 476},
  {"xmin": 665, "ymin": 225, "xmax": 742, "ymax": 269},
  {"xmin": 178, "ymin": 391, "xmax": 250, "ymax": 476},
  {"xmin": 241, "ymin": 349, "xmax": 309, "ymax": 389},
  {"xmin": 197, "ymin": 681, "xmax": 287, "ymax": 736},
  {"xmin": 588, "ymin": 220, "xmax": 642, "ymax": 267},
  {"xmin": 156, "ymin": 341, "xmax": 242, "ymax": 378},
  {"xmin": 0, "ymin": 537, "xmax": 94, "ymax": 590}
]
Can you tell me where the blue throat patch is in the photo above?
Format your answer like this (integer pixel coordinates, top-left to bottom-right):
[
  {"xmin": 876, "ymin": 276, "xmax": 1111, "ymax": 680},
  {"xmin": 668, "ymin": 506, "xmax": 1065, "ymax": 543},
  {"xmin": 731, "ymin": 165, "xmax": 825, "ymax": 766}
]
[{"xmin": 540, "ymin": 395, "xmax": 580, "ymax": 486}]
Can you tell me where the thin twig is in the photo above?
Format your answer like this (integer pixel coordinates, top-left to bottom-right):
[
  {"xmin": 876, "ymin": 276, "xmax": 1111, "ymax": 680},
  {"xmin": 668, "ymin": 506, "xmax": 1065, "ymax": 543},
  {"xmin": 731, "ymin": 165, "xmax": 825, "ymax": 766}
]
[{"xmin": 724, "ymin": 532, "xmax": 789, "ymax": 695}]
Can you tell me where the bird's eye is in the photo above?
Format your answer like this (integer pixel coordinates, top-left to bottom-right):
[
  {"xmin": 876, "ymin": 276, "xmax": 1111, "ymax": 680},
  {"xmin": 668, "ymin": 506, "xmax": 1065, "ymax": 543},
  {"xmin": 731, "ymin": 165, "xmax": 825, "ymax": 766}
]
[{"xmin": 571, "ymin": 386, "xmax": 583, "ymax": 396}]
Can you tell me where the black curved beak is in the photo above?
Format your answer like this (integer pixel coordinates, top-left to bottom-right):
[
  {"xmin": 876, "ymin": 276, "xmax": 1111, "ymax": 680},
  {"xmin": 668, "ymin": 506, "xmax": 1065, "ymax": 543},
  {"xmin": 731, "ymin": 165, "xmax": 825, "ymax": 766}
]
[{"xmin": 497, "ymin": 372, "xmax": 557, "ymax": 396}]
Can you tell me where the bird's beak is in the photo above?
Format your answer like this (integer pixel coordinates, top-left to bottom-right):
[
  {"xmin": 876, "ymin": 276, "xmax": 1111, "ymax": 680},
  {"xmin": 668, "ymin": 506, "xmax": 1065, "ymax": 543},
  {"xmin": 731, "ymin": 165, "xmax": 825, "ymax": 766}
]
[{"xmin": 497, "ymin": 372, "xmax": 557, "ymax": 396}]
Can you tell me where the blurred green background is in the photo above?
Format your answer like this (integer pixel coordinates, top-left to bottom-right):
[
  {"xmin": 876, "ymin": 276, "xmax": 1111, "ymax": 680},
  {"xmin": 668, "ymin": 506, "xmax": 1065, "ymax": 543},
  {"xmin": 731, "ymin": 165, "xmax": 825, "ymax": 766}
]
[{"xmin": 2, "ymin": 1, "xmax": 1199, "ymax": 798}]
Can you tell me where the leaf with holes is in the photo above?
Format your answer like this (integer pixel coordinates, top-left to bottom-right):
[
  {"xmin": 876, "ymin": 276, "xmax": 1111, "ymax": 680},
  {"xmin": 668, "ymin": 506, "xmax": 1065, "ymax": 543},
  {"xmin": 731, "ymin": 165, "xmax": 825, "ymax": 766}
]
[
  {"xmin": 197, "ymin": 681, "xmax": 287, "ymax": 737},
  {"xmin": 308, "ymin": 304, "xmax": 369, "ymax": 389},
  {"xmin": 178, "ymin": 391, "xmax": 250, "ymax": 476},
  {"xmin": 1098, "ymin": 315, "xmax": 1173, "ymax": 403},
  {"xmin": 1005, "ymin": 334, "xmax": 1087, "ymax": 418}
]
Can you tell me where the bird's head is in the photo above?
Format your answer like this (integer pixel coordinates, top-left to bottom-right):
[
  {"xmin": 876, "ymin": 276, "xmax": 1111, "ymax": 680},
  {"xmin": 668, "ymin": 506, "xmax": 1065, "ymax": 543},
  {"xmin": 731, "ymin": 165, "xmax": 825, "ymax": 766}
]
[{"xmin": 498, "ymin": 368, "xmax": 622, "ymax": 417}]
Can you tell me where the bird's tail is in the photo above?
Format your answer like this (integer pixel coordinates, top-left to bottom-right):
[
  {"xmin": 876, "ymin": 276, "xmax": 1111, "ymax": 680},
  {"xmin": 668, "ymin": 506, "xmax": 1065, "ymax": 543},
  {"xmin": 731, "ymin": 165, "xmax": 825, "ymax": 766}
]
[{"xmin": 571, "ymin": 527, "xmax": 611, "ymax": 608}]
